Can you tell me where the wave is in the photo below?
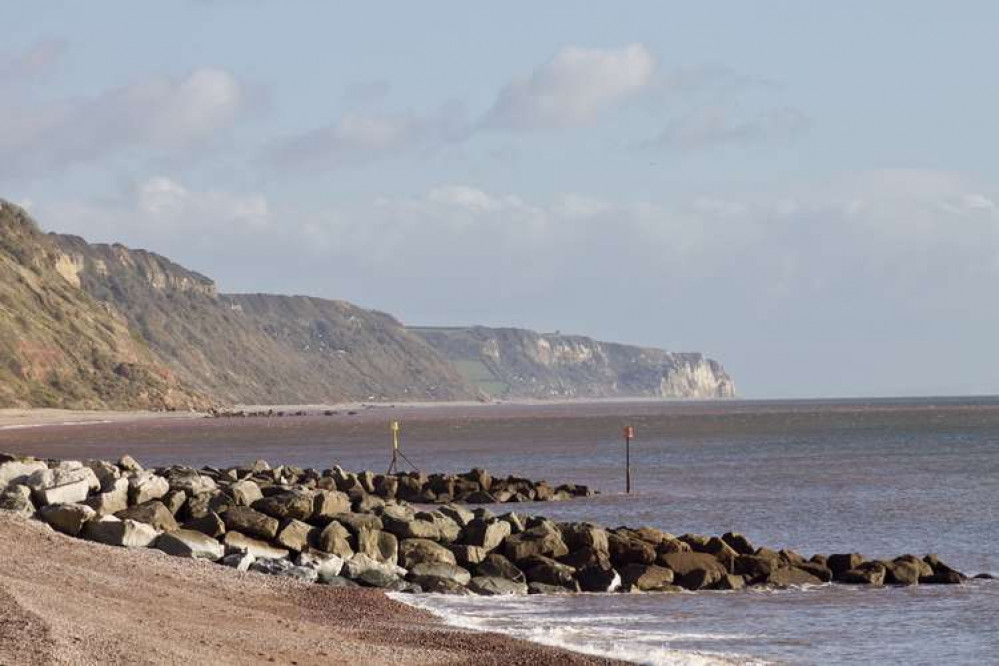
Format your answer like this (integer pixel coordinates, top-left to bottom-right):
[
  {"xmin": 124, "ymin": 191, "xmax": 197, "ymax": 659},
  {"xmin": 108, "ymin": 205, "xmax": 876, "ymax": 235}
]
[{"xmin": 392, "ymin": 593, "xmax": 772, "ymax": 665}]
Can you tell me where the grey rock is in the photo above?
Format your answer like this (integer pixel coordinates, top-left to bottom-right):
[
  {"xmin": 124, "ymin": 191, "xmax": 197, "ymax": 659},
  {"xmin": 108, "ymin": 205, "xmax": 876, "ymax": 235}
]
[
  {"xmin": 415, "ymin": 510, "xmax": 461, "ymax": 543},
  {"xmin": 318, "ymin": 575, "xmax": 360, "ymax": 587},
  {"xmin": 0, "ymin": 458, "xmax": 47, "ymax": 491},
  {"xmin": 438, "ymin": 503, "xmax": 475, "ymax": 527},
  {"xmin": 222, "ymin": 506, "xmax": 279, "ymax": 540},
  {"xmin": 463, "ymin": 518, "xmax": 511, "ymax": 552},
  {"xmin": 608, "ymin": 533, "xmax": 657, "ymax": 567},
  {"xmin": 503, "ymin": 524, "xmax": 569, "ymax": 562},
  {"xmin": 183, "ymin": 511, "xmax": 226, "ymax": 538},
  {"xmin": 0, "ymin": 489, "xmax": 35, "ymax": 517},
  {"xmin": 399, "ymin": 538, "xmax": 456, "ymax": 568},
  {"xmin": 316, "ymin": 521, "xmax": 354, "ymax": 558},
  {"xmin": 576, "ymin": 565, "xmax": 622, "ymax": 592},
  {"xmin": 128, "ymin": 472, "xmax": 170, "ymax": 505},
  {"xmin": 38, "ymin": 503, "xmax": 96, "ymax": 536},
  {"xmin": 827, "ymin": 553, "xmax": 865, "ymax": 580},
  {"xmin": 356, "ymin": 527, "xmax": 398, "ymax": 565},
  {"xmin": 840, "ymin": 563, "xmax": 887, "ymax": 586},
  {"xmin": 527, "ymin": 582, "xmax": 571, "ymax": 595},
  {"xmin": 84, "ymin": 477, "xmax": 130, "ymax": 517},
  {"xmin": 522, "ymin": 557, "xmax": 579, "ymax": 590},
  {"xmin": 715, "ymin": 574, "xmax": 747, "ymax": 590},
  {"xmin": 167, "ymin": 470, "xmax": 217, "ymax": 496},
  {"xmin": 275, "ymin": 519, "xmax": 316, "ymax": 552},
  {"xmin": 382, "ymin": 513, "xmax": 442, "ymax": 541},
  {"xmin": 921, "ymin": 572, "xmax": 962, "ymax": 585},
  {"xmin": 116, "ymin": 501, "xmax": 179, "ymax": 532},
  {"xmin": 223, "ymin": 531, "xmax": 289, "ymax": 560},
  {"xmin": 619, "ymin": 563, "xmax": 674, "ymax": 591},
  {"xmin": 117, "ymin": 455, "xmax": 143, "ymax": 472},
  {"xmin": 766, "ymin": 566, "xmax": 825, "ymax": 587},
  {"xmin": 221, "ymin": 552, "xmax": 255, "ymax": 571},
  {"xmin": 83, "ymin": 516, "xmax": 159, "ymax": 548},
  {"xmin": 559, "ymin": 522, "xmax": 609, "ymax": 553},
  {"xmin": 468, "ymin": 576, "xmax": 528, "ymax": 596},
  {"xmin": 250, "ymin": 558, "xmax": 319, "ymax": 583},
  {"xmin": 312, "ymin": 489, "xmax": 351, "ymax": 519},
  {"xmin": 660, "ymin": 551, "xmax": 727, "ymax": 590},
  {"xmin": 296, "ymin": 550, "xmax": 344, "ymax": 579},
  {"xmin": 450, "ymin": 544, "xmax": 489, "ymax": 567},
  {"xmin": 252, "ymin": 491, "xmax": 314, "ymax": 521},
  {"xmin": 475, "ymin": 553, "xmax": 525, "ymax": 583},
  {"xmin": 228, "ymin": 479, "xmax": 264, "ymax": 507},
  {"xmin": 84, "ymin": 460, "xmax": 121, "ymax": 491},
  {"xmin": 408, "ymin": 562, "xmax": 472, "ymax": 586},
  {"xmin": 325, "ymin": 512, "xmax": 382, "ymax": 533},
  {"xmin": 155, "ymin": 529, "xmax": 225, "ymax": 561}
]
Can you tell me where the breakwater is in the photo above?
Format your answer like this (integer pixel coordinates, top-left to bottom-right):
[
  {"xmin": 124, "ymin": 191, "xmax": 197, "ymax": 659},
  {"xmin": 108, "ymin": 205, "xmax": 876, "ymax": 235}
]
[{"xmin": 0, "ymin": 453, "xmax": 986, "ymax": 595}]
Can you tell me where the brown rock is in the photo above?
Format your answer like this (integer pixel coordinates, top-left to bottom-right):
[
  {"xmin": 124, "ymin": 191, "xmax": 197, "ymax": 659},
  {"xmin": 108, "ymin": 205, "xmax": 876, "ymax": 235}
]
[
  {"xmin": 222, "ymin": 506, "xmax": 279, "ymax": 540},
  {"xmin": 116, "ymin": 501, "xmax": 179, "ymax": 533}
]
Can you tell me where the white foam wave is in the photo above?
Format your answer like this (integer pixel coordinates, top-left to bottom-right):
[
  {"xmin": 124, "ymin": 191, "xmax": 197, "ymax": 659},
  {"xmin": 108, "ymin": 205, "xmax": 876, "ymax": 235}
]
[{"xmin": 392, "ymin": 593, "xmax": 771, "ymax": 665}]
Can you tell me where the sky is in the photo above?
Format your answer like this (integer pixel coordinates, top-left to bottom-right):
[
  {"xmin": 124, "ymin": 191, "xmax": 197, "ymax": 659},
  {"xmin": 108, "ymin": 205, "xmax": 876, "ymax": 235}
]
[{"xmin": 2, "ymin": 1, "xmax": 998, "ymax": 398}]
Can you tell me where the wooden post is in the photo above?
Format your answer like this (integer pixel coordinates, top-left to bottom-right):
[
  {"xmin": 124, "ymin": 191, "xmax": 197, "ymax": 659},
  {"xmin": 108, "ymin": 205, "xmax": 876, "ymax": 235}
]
[{"xmin": 623, "ymin": 425, "xmax": 635, "ymax": 494}]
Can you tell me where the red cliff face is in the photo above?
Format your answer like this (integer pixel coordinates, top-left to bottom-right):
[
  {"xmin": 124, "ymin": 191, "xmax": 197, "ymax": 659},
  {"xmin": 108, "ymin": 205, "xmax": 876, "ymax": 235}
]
[{"xmin": 0, "ymin": 200, "xmax": 211, "ymax": 410}]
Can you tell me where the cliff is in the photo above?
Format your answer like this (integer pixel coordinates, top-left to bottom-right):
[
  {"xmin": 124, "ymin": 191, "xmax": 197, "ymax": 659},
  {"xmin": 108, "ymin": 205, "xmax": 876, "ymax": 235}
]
[
  {"xmin": 0, "ymin": 201, "xmax": 209, "ymax": 410},
  {"xmin": 1, "ymin": 200, "xmax": 736, "ymax": 409},
  {"xmin": 410, "ymin": 326, "xmax": 736, "ymax": 399},
  {"xmin": 47, "ymin": 235, "xmax": 478, "ymax": 405}
]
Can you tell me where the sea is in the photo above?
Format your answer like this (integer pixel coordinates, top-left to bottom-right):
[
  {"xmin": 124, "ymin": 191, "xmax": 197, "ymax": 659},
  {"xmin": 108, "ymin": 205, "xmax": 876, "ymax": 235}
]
[{"xmin": 3, "ymin": 397, "xmax": 996, "ymax": 665}]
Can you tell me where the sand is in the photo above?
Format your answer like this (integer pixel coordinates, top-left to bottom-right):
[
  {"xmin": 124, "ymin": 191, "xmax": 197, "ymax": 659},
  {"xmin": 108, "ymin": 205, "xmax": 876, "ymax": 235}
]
[
  {"xmin": 0, "ymin": 514, "xmax": 620, "ymax": 665},
  {"xmin": 0, "ymin": 409, "xmax": 203, "ymax": 430}
]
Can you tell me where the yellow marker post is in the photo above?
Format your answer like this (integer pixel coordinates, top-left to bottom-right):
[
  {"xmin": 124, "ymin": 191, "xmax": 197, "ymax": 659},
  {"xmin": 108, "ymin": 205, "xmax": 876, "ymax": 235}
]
[{"xmin": 387, "ymin": 420, "xmax": 418, "ymax": 474}]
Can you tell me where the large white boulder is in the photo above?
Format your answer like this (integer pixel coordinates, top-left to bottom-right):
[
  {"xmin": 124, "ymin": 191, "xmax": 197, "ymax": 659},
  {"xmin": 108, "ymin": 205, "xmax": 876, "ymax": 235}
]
[
  {"xmin": 0, "ymin": 457, "xmax": 48, "ymax": 491},
  {"xmin": 155, "ymin": 529, "xmax": 225, "ymax": 561},
  {"xmin": 83, "ymin": 516, "xmax": 159, "ymax": 548}
]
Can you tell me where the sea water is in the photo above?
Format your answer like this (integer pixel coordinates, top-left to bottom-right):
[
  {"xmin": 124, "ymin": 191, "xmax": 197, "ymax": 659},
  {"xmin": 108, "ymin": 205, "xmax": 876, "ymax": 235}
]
[{"xmin": 5, "ymin": 397, "xmax": 997, "ymax": 664}]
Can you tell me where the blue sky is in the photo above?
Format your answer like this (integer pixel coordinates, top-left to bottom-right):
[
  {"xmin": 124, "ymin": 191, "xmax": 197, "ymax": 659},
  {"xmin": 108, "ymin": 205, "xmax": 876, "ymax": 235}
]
[{"xmin": 3, "ymin": 1, "xmax": 999, "ymax": 398}]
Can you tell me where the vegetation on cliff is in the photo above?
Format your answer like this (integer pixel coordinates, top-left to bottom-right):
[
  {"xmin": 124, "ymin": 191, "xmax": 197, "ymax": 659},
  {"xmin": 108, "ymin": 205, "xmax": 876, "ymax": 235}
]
[{"xmin": 0, "ymin": 202, "xmax": 208, "ymax": 410}]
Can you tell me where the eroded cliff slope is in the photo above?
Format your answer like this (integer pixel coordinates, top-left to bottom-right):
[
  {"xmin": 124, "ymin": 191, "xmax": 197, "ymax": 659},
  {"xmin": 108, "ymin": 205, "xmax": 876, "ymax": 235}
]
[
  {"xmin": 0, "ymin": 201, "xmax": 208, "ymax": 409},
  {"xmin": 49, "ymin": 235, "xmax": 478, "ymax": 404}
]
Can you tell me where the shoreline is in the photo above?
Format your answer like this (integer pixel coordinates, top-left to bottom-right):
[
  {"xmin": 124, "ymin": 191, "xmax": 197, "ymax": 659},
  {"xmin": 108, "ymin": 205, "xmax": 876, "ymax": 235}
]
[
  {"xmin": 7, "ymin": 392, "xmax": 999, "ymax": 430},
  {"xmin": 0, "ymin": 408, "xmax": 205, "ymax": 430},
  {"xmin": 0, "ymin": 514, "xmax": 621, "ymax": 665}
]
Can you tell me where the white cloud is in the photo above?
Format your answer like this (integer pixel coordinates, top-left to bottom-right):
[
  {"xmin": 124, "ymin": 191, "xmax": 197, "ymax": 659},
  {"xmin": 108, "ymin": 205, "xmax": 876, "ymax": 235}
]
[
  {"xmin": 0, "ymin": 67, "xmax": 245, "ymax": 177},
  {"xmin": 267, "ymin": 103, "xmax": 469, "ymax": 169},
  {"xmin": 483, "ymin": 44, "xmax": 656, "ymax": 130},
  {"xmin": 37, "ymin": 176, "xmax": 269, "ymax": 251}
]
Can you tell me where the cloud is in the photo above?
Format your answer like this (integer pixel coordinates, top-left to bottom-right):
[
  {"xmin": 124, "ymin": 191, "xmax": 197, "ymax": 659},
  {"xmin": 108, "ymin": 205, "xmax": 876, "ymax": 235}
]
[
  {"xmin": 648, "ymin": 105, "xmax": 808, "ymax": 151},
  {"xmin": 0, "ymin": 67, "xmax": 245, "ymax": 177},
  {"xmin": 30, "ymin": 167, "xmax": 999, "ymax": 398},
  {"xmin": 266, "ymin": 102, "xmax": 469, "ymax": 169},
  {"xmin": 37, "ymin": 176, "xmax": 269, "ymax": 251},
  {"xmin": 38, "ymin": 169, "xmax": 999, "ymax": 307},
  {"xmin": 483, "ymin": 44, "xmax": 656, "ymax": 130}
]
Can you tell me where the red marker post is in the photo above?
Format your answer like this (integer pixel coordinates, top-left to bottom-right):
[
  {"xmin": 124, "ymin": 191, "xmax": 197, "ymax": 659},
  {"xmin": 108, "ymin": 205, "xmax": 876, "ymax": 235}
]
[{"xmin": 623, "ymin": 426, "xmax": 635, "ymax": 494}]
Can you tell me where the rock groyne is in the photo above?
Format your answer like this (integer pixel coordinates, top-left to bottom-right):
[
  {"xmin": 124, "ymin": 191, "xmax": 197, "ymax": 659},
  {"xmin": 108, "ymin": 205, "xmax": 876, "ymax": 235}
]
[{"xmin": 0, "ymin": 453, "xmax": 983, "ymax": 595}]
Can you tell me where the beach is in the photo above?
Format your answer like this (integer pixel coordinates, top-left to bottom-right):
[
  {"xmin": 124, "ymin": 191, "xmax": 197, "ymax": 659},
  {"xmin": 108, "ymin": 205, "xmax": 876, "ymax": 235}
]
[
  {"xmin": 1, "ymin": 397, "xmax": 996, "ymax": 664},
  {"xmin": 0, "ymin": 513, "xmax": 618, "ymax": 665}
]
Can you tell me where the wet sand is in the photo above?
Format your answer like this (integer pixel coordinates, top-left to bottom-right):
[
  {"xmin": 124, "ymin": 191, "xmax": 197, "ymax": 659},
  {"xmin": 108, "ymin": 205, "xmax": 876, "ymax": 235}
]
[
  {"xmin": 0, "ymin": 408, "xmax": 203, "ymax": 429},
  {"xmin": 0, "ymin": 514, "xmax": 620, "ymax": 665}
]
